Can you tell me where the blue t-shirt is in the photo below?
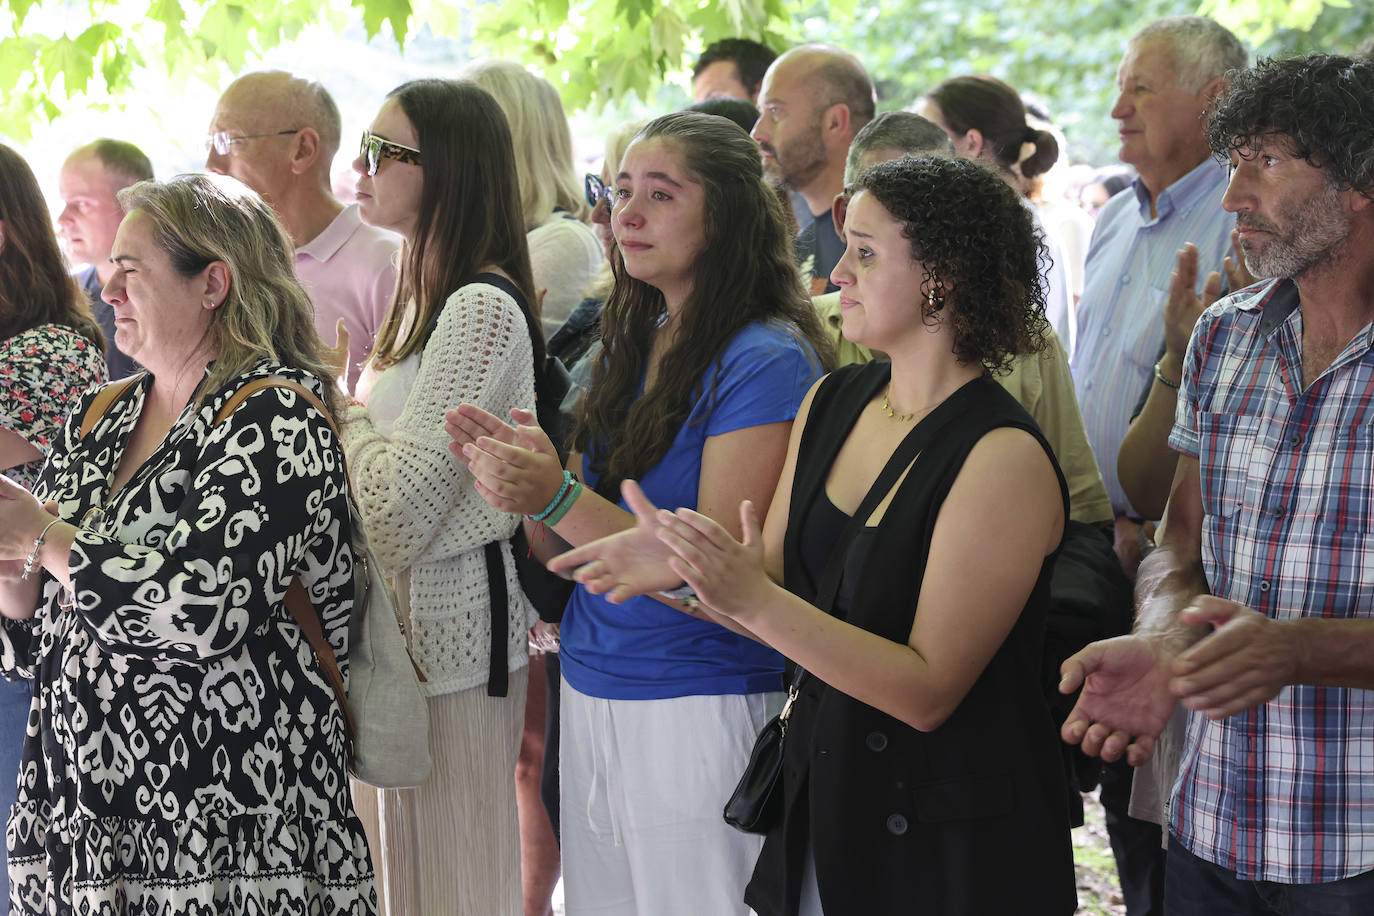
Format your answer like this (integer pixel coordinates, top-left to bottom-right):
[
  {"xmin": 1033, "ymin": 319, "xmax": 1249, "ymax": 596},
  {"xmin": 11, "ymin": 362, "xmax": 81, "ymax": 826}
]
[{"xmin": 560, "ymin": 321, "xmax": 823, "ymax": 700}]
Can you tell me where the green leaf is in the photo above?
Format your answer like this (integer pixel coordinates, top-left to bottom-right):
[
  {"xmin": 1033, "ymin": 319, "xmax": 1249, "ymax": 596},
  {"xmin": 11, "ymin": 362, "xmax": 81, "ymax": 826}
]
[
  {"xmin": 354, "ymin": 0, "xmax": 412, "ymax": 42},
  {"xmin": 197, "ymin": 1, "xmax": 258, "ymax": 71},
  {"xmin": 75, "ymin": 22, "xmax": 121, "ymax": 57},
  {"xmin": 40, "ymin": 35, "xmax": 95, "ymax": 96},
  {"xmin": 147, "ymin": 0, "xmax": 189, "ymax": 43},
  {"xmin": 7, "ymin": 0, "xmax": 40, "ymax": 32},
  {"xmin": 648, "ymin": 6, "xmax": 686, "ymax": 63},
  {"xmin": 0, "ymin": 38, "xmax": 38, "ymax": 95},
  {"xmin": 100, "ymin": 49, "xmax": 135, "ymax": 92}
]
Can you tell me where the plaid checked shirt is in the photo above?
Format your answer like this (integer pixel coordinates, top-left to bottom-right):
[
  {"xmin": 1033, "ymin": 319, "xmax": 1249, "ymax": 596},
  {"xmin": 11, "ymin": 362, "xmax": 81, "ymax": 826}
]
[{"xmin": 1169, "ymin": 278, "xmax": 1374, "ymax": 883}]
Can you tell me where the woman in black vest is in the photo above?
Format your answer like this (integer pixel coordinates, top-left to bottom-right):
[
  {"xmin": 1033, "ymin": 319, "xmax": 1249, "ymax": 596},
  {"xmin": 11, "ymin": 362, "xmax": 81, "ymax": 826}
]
[{"xmin": 555, "ymin": 156, "xmax": 1077, "ymax": 914}]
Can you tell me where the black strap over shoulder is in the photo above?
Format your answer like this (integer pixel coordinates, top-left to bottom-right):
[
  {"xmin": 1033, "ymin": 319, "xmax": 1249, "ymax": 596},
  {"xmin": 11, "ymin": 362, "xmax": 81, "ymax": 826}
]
[{"xmin": 419, "ymin": 272, "xmax": 528, "ymax": 353}]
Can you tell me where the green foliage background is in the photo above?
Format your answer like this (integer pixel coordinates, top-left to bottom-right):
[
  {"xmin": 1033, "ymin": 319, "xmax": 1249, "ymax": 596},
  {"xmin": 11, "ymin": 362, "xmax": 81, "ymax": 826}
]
[
  {"xmin": 799, "ymin": 0, "xmax": 1372, "ymax": 160},
  {"xmin": 1, "ymin": 0, "xmax": 1368, "ymax": 156}
]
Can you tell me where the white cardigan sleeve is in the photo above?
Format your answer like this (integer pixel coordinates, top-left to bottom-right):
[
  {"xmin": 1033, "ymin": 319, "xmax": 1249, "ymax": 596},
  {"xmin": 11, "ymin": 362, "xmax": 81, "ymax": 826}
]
[{"xmin": 338, "ymin": 284, "xmax": 537, "ymax": 576}]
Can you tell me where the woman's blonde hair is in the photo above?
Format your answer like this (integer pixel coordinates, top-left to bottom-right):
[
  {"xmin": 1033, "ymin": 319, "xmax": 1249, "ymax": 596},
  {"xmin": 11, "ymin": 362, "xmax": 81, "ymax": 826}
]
[
  {"xmin": 462, "ymin": 59, "xmax": 588, "ymax": 227},
  {"xmin": 118, "ymin": 174, "xmax": 339, "ymax": 413}
]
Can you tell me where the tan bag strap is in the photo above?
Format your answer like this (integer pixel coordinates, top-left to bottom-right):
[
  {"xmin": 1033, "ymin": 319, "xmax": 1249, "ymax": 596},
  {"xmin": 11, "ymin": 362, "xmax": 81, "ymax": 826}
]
[
  {"xmin": 285, "ymin": 578, "xmax": 356, "ymax": 744},
  {"xmin": 214, "ymin": 376, "xmax": 355, "ymax": 487},
  {"xmin": 213, "ymin": 376, "xmax": 356, "ymax": 747},
  {"xmin": 78, "ymin": 375, "xmax": 143, "ymax": 440}
]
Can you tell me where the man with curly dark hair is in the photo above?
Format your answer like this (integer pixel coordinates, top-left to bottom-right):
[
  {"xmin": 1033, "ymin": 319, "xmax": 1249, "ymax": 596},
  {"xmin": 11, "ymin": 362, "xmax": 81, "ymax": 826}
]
[{"xmin": 1062, "ymin": 54, "xmax": 1374, "ymax": 914}]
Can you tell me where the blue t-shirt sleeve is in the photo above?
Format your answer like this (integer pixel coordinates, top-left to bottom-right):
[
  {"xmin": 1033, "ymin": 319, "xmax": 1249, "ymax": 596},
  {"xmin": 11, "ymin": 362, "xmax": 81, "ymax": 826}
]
[{"xmin": 700, "ymin": 323, "xmax": 821, "ymax": 437}]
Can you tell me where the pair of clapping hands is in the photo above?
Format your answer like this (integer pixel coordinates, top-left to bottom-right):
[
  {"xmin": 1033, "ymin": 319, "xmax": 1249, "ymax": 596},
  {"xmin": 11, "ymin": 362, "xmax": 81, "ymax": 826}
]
[{"xmin": 443, "ymin": 404, "xmax": 771, "ymax": 626}]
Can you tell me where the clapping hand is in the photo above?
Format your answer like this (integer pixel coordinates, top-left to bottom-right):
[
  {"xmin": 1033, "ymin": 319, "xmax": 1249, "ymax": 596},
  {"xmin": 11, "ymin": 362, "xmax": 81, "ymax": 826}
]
[
  {"xmin": 1163, "ymin": 244, "xmax": 1221, "ymax": 368},
  {"xmin": 547, "ymin": 480, "xmax": 695, "ymax": 602},
  {"xmin": 1059, "ymin": 634, "xmax": 1180, "ymax": 766},
  {"xmin": 1171, "ymin": 597, "xmax": 1294, "ymax": 720},
  {"xmin": 652, "ymin": 499, "xmax": 774, "ymax": 624},
  {"xmin": 446, "ymin": 404, "xmax": 564, "ymax": 516}
]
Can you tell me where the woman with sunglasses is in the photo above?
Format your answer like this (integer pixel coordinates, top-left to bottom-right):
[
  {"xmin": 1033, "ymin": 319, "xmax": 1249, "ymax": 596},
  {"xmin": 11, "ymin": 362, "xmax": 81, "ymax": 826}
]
[
  {"xmin": 339, "ymin": 79, "xmax": 540, "ymax": 915},
  {"xmin": 449, "ymin": 111, "xmax": 832, "ymax": 915}
]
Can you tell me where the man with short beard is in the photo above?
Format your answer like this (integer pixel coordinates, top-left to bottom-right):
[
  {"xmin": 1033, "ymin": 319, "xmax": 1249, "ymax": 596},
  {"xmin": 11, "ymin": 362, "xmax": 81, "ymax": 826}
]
[
  {"xmin": 1061, "ymin": 54, "xmax": 1374, "ymax": 913},
  {"xmin": 751, "ymin": 44, "xmax": 874, "ymax": 294}
]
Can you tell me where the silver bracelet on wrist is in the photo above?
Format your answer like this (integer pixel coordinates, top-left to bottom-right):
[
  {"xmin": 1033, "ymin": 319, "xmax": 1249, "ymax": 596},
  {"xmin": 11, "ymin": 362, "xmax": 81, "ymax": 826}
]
[
  {"xmin": 1153, "ymin": 359, "xmax": 1181, "ymax": 391},
  {"xmin": 21, "ymin": 518, "xmax": 64, "ymax": 581}
]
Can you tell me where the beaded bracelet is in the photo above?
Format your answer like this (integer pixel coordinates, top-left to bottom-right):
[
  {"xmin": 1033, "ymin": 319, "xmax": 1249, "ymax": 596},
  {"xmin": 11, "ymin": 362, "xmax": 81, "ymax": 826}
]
[
  {"xmin": 542, "ymin": 480, "xmax": 583, "ymax": 527},
  {"xmin": 530, "ymin": 471, "xmax": 574, "ymax": 522},
  {"xmin": 21, "ymin": 517, "xmax": 64, "ymax": 581}
]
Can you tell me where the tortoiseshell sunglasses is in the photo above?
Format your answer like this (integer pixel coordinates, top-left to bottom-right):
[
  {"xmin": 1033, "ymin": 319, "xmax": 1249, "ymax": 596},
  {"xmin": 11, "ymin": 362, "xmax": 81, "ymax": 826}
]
[{"xmin": 359, "ymin": 131, "xmax": 423, "ymax": 176}]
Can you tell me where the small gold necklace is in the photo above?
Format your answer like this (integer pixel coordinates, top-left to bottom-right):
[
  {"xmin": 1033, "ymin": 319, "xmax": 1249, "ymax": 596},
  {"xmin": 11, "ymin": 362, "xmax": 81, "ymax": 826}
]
[{"xmin": 880, "ymin": 385, "xmax": 936, "ymax": 422}]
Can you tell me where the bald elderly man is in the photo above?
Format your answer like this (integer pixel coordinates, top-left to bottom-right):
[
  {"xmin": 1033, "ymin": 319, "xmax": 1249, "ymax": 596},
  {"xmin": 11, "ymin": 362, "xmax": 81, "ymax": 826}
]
[{"xmin": 206, "ymin": 71, "xmax": 399, "ymax": 390}]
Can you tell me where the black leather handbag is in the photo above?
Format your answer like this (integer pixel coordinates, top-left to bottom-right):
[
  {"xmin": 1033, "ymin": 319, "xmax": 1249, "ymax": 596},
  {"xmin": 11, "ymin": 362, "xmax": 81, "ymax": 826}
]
[
  {"xmin": 723, "ymin": 404, "xmax": 955, "ymax": 834},
  {"xmin": 723, "ymin": 668, "xmax": 803, "ymax": 833}
]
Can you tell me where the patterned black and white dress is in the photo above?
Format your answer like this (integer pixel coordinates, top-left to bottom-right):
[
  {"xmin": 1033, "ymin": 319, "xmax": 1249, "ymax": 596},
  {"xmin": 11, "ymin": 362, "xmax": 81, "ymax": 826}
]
[{"xmin": 0, "ymin": 362, "xmax": 378, "ymax": 915}]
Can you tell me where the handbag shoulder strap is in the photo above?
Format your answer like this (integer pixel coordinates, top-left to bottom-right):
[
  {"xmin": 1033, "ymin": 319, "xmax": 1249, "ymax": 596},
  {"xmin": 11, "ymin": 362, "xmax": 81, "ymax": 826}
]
[
  {"xmin": 214, "ymin": 375, "xmax": 351, "ymax": 482},
  {"xmin": 285, "ymin": 578, "xmax": 355, "ymax": 744},
  {"xmin": 213, "ymin": 375, "xmax": 340, "ymax": 437},
  {"xmin": 78, "ymin": 374, "xmax": 144, "ymax": 440},
  {"xmin": 213, "ymin": 376, "xmax": 355, "ymax": 745}
]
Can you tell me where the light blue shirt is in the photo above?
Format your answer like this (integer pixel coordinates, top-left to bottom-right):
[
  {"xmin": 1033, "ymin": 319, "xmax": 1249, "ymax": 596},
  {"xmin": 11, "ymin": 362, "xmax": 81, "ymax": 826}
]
[{"xmin": 1072, "ymin": 157, "xmax": 1233, "ymax": 517}]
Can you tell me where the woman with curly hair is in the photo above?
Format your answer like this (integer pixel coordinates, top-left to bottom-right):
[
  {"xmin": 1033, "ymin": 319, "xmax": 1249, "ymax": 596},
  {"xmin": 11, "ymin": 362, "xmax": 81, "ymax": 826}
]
[
  {"xmin": 449, "ymin": 110, "xmax": 831, "ymax": 914},
  {"xmin": 555, "ymin": 156, "xmax": 1078, "ymax": 914}
]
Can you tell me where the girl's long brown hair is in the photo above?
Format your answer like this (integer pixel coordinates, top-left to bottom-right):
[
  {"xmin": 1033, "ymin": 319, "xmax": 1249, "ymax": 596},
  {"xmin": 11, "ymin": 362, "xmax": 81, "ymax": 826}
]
[{"xmin": 573, "ymin": 112, "xmax": 835, "ymax": 498}]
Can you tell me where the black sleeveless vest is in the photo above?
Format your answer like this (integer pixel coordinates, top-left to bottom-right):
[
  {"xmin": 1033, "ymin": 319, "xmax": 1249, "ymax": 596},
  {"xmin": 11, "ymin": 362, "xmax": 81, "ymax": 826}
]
[{"xmin": 744, "ymin": 361, "xmax": 1077, "ymax": 916}]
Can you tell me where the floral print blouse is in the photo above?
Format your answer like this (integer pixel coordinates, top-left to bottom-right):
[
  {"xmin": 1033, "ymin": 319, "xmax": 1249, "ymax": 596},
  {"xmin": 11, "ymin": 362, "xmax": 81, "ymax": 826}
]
[{"xmin": 0, "ymin": 324, "xmax": 107, "ymax": 490}]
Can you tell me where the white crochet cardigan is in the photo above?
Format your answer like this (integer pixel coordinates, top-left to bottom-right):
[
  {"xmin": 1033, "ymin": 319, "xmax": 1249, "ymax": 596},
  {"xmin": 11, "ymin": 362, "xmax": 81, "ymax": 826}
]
[{"xmin": 340, "ymin": 282, "xmax": 537, "ymax": 696}]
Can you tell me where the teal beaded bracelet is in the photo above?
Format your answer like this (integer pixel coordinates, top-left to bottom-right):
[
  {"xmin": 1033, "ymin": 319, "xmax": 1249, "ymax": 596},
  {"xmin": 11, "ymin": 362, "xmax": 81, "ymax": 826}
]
[
  {"xmin": 542, "ymin": 480, "xmax": 583, "ymax": 527},
  {"xmin": 530, "ymin": 471, "xmax": 573, "ymax": 522}
]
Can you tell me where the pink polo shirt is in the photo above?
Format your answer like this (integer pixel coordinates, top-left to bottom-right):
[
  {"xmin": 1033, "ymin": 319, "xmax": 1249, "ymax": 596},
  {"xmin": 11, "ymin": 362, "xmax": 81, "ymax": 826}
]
[{"xmin": 295, "ymin": 204, "xmax": 400, "ymax": 391}]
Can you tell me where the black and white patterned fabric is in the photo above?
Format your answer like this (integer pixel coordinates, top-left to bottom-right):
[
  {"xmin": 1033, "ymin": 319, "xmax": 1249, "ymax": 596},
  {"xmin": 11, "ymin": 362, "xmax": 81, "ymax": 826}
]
[{"xmin": 0, "ymin": 361, "xmax": 377, "ymax": 915}]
